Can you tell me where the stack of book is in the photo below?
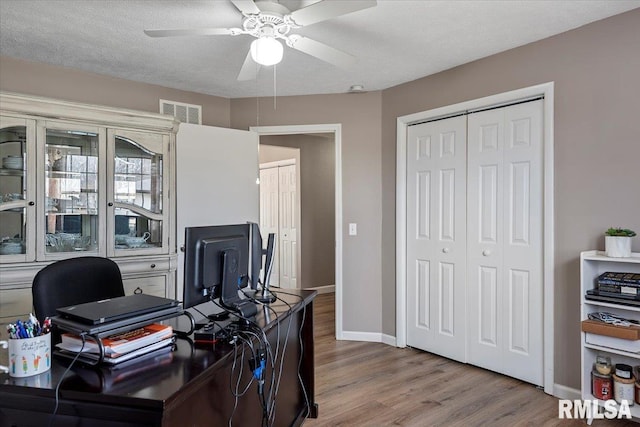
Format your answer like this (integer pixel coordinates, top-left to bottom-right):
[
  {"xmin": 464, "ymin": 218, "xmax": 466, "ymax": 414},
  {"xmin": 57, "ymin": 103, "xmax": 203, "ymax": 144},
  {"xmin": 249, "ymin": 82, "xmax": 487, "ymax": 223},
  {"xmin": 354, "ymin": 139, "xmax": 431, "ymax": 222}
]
[
  {"xmin": 56, "ymin": 323, "xmax": 175, "ymax": 365},
  {"xmin": 597, "ymin": 272, "xmax": 640, "ymax": 299}
]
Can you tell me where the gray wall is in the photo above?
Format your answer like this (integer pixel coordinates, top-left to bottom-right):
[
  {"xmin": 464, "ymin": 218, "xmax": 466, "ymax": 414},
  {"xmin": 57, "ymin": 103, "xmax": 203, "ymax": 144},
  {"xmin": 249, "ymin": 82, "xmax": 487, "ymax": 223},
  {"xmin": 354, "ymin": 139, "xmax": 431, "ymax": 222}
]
[
  {"xmin": 260, "ymin": 134, "xmax": 335, "ymax": 290},
  {"xmin": 0, "ymin": 56, "xmax": 231, "ymax": 128},
  {"xmin": 231, "ymin": 93, "xmax": 383, "ymax": 334},
  {"xmin": 258, "ymin": 144, "xmax": 299, "ymax": 165},
  {"xmin": 380, "ymin": 9, "xmax": 640, "ymax": 389}
]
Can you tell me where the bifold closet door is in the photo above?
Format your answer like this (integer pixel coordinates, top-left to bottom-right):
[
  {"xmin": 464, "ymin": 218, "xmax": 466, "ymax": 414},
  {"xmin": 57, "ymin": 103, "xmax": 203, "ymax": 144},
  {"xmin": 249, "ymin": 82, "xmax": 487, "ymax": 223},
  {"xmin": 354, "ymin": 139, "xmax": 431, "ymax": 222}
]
[
  {"xmin": 259, "ymin": 163, "xmax": 298, "ymax": 289},
  {"xmin": 278, "ymin": 164, "xmax": 298, "ymax": 289},
  {"xmin": 259, "ymin": 166, "xmax": 280, "ymax": 286},
  {"xmin": 406, "ymin": 115, "xmax": 467, "ymax": 363},
  {"xmin": 466, "ymin": 100, "xmax": 543, "ymax": 386}
]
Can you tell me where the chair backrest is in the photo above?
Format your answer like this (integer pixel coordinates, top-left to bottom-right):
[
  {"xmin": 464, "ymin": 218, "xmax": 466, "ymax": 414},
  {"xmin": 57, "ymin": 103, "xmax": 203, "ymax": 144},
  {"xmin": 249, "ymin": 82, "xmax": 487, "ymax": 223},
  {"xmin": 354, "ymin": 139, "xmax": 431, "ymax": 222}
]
[{"xmin": 32, "ymin": 256, "xmax": 126, "ymax": 323}]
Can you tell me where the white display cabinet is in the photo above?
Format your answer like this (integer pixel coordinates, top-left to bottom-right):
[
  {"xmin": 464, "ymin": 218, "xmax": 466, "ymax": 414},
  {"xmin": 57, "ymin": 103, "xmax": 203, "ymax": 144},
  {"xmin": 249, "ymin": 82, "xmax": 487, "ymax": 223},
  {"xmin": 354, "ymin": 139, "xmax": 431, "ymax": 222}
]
[
  {"xmin": 0, "ymin": 92, "xmax": 179, "ymax": 339},
  {"xmin": 580, "ymin": 250, "xmax": 640, "ymax": 421}
]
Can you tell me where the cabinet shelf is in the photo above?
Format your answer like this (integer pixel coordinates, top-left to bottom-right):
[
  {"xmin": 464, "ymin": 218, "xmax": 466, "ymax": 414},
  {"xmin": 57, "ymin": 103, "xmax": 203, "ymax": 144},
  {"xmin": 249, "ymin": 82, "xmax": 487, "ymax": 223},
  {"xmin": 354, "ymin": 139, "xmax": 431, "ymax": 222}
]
[
  {"xmin": 584, "ymin": 343, "xmax": 640, "ymax": 359},
  {"xmin": 0, "ymin": 168, "xmax": 24, "ymax": 176},
  {"xmin": 583, "ymin": 300, "xmax": 640, "ymax": 313},
  {"xmin": 581, "ymin": 250, "xmax": 640, "ymax": 414},
  {"xmin": 582, "ymin": 250, "xmax": 640, "ymax": 264}
]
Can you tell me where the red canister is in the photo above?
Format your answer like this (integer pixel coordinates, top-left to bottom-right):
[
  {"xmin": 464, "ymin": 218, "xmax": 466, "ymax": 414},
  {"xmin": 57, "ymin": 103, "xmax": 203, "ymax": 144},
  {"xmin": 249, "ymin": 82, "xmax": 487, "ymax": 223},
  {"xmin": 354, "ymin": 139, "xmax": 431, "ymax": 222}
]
[{"xmin": 592, "ymin": 369, "xmax": 613, "ymax": 400}]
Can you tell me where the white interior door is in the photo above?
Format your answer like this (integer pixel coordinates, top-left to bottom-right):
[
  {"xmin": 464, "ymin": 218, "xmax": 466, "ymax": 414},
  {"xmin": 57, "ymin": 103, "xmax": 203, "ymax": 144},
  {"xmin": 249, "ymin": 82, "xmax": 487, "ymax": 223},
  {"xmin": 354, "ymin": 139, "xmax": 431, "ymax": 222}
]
[
  {"xmin": 466, "ymin": 100, "xmax": 543, "ymax": 386},
  {"xmin": 278, "ymin": 164, "xmax": 298, "ymax": 289},
  {"xmin": 259, "ymin": 166, "xmax": 280, "ymax": 286},
  {"xmin": 176, "ymin": 124, "xmax": 259, "ymax": 301},
  {"xmin": 406, "ymin": 116, "xmax": 467, "ymax": 362}
]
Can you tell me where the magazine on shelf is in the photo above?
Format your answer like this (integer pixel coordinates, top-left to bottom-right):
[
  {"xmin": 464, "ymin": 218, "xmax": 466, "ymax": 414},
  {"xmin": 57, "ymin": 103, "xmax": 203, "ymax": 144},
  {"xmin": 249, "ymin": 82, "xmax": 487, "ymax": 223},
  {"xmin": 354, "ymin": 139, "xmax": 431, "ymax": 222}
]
[
  {"xmin": 598, "ymin": 272, "xmax": 640, "ymax": 286},
  {"xmin": 59, "ymin": 323, "xmax": 173, "ymax": 355},
  {"xmin": 56, "ymin": 336, "xmax": 176, "ymax": 365}
]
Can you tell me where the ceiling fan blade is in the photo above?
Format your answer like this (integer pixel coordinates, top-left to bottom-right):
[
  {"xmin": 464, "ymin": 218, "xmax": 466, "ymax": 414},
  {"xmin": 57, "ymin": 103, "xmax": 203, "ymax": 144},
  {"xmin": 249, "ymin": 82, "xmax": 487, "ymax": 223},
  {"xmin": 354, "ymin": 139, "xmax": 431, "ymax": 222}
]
[
  {"xmin": 237, "ymin": 50, "xmax": 260, "ymax": 81},
  {"xmin": 144, "ymin": 28, "xmax": 240, "ymax": 37},
  {"xmin": 288, "ymin": 35, "xmax": 356, "ymax": 69},
  {"xmin": 230, "ymin": 0, "xmax": 261, "ymax": 15},
  {"xmin": 288, "ymin": 0, "xmax": 376, "ymax": 27}
]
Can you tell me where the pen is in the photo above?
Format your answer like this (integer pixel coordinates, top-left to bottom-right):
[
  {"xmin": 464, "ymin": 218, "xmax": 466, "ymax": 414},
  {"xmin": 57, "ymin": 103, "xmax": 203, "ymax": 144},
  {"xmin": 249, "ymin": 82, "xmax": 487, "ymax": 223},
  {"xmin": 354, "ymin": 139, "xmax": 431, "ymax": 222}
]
[{"xmin": 29, "ymin": 313, "xmax": 40, "ymax": 335}]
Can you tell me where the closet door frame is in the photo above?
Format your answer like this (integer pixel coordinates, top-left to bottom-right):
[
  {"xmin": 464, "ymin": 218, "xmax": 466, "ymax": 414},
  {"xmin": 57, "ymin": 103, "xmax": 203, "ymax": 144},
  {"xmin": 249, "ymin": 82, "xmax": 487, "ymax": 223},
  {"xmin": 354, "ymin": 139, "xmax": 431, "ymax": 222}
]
[{"xmin": 395, "ymin": 82, "xmax": 555, "ymax": 395}]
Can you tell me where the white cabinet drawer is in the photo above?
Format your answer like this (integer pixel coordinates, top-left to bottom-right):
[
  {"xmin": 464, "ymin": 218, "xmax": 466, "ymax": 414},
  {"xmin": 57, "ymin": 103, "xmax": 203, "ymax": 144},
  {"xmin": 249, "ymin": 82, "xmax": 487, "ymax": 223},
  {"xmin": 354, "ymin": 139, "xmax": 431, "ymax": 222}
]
[
  {"xmin": 123, "ymin": 275, "xmax": 167, "ymax": 297},
  {"xmin": 0, "ymin": 286, "xmax": 32, "ymax": 340}
]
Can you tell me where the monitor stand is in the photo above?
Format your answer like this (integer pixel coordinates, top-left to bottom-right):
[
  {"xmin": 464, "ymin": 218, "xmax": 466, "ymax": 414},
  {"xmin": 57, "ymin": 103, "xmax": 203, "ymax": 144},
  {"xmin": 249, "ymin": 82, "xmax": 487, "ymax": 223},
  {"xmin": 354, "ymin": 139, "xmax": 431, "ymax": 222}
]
[
  {"xmin": 207, "ymin": 311, "xmax": 230, "ymax": 322},
  {"xmin": 254, "ymin": 287, "xmax": 276, "ymax": 304},
  {"xmin": 219, "ymin": 248, "xmax": 257, "ymax": 319},
  {"xmin": 254, "ymin": 232, "xmax": 277, "ymax": 304}
]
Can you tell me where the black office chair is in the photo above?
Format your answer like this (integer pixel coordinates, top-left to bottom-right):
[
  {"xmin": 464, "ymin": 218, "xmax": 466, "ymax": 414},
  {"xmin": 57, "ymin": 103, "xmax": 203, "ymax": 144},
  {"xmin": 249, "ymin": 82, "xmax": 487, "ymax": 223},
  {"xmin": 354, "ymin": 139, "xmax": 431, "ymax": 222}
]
[{"xmin": 32, "ymin": 256, "xmax": 126, "ymax": 325}]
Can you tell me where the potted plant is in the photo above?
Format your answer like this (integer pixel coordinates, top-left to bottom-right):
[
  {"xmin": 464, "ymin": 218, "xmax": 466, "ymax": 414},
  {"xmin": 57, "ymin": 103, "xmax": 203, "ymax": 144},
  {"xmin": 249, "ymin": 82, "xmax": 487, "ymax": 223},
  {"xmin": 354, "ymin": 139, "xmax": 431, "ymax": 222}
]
[{"xmin": 605, "ymin": 227, "xmax": 637, "ymax": 258}]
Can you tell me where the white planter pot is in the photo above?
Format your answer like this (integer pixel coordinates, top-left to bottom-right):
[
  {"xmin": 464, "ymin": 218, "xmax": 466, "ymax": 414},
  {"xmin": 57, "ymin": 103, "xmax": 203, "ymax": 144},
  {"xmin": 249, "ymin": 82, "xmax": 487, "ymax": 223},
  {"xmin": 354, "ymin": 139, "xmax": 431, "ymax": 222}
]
[{"xmin": 605, "ymin": 236, "xmax": 632, "ymax": 258}]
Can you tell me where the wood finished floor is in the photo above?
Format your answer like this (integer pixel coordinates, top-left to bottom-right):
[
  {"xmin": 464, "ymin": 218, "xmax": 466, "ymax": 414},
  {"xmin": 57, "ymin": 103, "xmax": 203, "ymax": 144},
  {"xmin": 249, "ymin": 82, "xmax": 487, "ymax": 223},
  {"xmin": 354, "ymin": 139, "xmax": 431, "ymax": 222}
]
[{"xmin": 304, "ymin": 293, "xmax": 635, "ymax": 427}]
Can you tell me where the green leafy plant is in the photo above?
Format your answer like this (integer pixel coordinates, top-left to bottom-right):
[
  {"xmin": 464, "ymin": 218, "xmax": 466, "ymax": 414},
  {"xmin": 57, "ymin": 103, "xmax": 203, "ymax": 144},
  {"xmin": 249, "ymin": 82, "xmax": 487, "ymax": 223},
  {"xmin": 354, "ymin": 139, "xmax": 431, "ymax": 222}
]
[{"xmin": 605, "ymin": 227, "xmax": 637, "ymax": 237}]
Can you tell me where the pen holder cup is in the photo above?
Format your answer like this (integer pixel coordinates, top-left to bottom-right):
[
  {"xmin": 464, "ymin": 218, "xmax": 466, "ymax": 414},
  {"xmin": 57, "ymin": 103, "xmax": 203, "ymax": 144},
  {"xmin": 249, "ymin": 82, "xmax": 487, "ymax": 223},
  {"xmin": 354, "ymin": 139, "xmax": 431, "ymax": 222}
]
[{"xmin": 0, "ymin": 332, "xmax": 51, "ymax": 377}]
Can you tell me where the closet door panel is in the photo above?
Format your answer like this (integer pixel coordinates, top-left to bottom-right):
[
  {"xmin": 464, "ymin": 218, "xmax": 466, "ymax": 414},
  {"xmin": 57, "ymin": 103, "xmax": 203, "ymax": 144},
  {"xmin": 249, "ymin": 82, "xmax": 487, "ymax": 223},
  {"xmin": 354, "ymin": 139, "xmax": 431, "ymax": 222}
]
[
  {"xmin": 467, "ymin": 108, "xmax": 505, "ymax": 371},
  {"xmin": 467, "ymin": 101, "xmax": 543, "ymax": 386},
  {"xmin": 502, "ymin": 100, "xmax": 543, "ymax": 385},
  {"xmin": 259, "ymin": 167, "xmax": 280, "ymax": 286},
  {"xmin": 406, "ymin": 116, "xmax": 467, "ymax": 362},
  {"xmin": 278, "ymin": 164, "xmax": 298, "ymax": 289}
]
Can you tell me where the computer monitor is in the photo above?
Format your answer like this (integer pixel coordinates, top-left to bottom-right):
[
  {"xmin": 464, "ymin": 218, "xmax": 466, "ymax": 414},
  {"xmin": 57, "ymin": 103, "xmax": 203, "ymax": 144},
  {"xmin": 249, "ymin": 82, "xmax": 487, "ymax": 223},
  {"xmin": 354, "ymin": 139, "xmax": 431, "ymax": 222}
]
[
  {"xmin": 248, "ymin": 222, "xmax": 262, "ymax": 291},
  {"xmin": 254, "ymin": 233, "xmax": 277, "ymax": 303},
  {"xmin": 183, "ymin": 224, "xmax": 251, "ymax": 312}
]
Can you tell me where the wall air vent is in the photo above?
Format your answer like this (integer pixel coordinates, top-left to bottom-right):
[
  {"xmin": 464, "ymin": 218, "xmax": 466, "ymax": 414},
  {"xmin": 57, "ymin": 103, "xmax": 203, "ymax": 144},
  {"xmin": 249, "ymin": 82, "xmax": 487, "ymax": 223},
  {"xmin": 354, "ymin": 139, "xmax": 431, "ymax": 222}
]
[{"xmin": 160, "ymin": 99, "xmax": 202, "ymax": 124}]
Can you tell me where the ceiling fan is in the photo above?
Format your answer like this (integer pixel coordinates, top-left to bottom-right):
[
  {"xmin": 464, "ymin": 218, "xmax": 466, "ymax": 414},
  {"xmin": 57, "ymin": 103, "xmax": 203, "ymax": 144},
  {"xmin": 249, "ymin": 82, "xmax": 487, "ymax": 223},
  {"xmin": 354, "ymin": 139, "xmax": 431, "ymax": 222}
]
[{"xmin": 144, "ymin": 0, "xmax": 377, "ymax": 81}]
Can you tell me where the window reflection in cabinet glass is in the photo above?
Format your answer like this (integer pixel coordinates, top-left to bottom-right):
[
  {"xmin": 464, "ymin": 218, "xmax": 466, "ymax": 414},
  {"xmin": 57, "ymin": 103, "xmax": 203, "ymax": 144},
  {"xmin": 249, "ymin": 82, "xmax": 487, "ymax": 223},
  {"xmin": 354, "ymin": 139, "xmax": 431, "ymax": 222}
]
[
  {"xmin": 114, "ymin": 136, "xmax": 162, "ymax": 212},
  {"xmin": 45, "ymin": 129, "xmax": 98, "ymax": 253},
  {"xmin": 114, "ymin": 135, "xmax": 163, "ymax": 249},
  {"xmin": 0, "ymin": 125, "xmax": 27, "ymax": 255}
]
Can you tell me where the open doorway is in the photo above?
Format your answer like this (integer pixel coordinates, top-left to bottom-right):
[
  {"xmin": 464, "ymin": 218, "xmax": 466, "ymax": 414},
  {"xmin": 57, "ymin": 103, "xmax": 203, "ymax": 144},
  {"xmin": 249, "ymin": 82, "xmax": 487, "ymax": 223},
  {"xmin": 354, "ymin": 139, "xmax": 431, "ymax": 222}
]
[
  {"xmin": 259, "ymin": 134, "xmax": 335, "ymax": 292},
  {"xmin": 258, "ymin": 146, "xmax": 301, "ymax": 289},
  {"xmin": 251, "ymin": 124, "xmax": 344, "ymax": 338}
]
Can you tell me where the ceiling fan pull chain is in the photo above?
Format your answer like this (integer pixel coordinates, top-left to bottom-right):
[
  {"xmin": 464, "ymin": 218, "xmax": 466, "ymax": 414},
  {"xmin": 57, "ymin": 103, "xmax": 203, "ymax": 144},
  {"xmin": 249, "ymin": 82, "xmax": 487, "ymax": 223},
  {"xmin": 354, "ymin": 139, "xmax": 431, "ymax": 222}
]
[
  {"xmin": 273, "ymin": 64, "xmax": 277, "ymax": 110},
  {"xmin": 255, "ymin": 68, "xmax": 260, "ymax": 127}
]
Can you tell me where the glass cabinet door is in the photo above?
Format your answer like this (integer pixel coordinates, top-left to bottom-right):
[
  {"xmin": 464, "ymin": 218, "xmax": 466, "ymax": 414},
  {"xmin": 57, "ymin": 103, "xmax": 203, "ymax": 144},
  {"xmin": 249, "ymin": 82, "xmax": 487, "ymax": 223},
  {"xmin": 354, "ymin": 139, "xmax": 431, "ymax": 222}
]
[
  {"xmin": 40, "ymin": 122, "xmax": 104, "ymax": 258},
  {"xmin": 0, "ymin": 116, "xmax": 36, "ymax": 263},
  {"xmin": 108, "ymin": 129, "xmax": 169, "ymax": 255}
]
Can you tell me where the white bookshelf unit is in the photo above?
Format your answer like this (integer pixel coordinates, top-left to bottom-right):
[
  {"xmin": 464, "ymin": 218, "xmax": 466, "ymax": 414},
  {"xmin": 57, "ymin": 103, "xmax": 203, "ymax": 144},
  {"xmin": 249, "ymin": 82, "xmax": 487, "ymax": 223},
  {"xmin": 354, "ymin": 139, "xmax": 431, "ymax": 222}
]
[{"xmin": 580, "ymin": 250, "xmax": 640, "ymax": 420}]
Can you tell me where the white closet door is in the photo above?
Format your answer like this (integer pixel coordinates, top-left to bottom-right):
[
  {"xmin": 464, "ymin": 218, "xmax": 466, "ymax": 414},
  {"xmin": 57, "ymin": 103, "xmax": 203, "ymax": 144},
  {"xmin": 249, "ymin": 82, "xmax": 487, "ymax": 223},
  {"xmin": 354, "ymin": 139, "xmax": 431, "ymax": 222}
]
[
  {"xmin": 278, "ymin": 164, "xmax": 298, "ymax": 289},
  {"xmin": 259, "ymin": 167, "xmax": 280, "ymax": 286},
  {"xmin": 467, "ymin": 100, "xmax": 543, "ymax": 386},
  {"xmin": 406, "ymin": 116, "xmax": 467, "ymax": 362}
]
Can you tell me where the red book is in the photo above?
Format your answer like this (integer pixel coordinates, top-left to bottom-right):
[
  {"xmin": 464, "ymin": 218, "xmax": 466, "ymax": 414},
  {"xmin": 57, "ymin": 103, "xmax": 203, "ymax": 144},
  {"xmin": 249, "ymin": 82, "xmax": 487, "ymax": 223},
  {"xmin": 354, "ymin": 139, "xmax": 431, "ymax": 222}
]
[{"xmin": 58, "ymin": 323, "xmax": 173, "ymax": 356}]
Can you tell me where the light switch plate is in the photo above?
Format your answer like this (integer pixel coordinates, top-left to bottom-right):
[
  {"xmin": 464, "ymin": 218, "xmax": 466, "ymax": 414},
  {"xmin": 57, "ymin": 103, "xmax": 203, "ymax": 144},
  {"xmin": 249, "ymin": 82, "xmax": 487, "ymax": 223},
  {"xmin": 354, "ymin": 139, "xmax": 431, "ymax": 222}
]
[{"xmin": 349, "ymin": 223, "xmax": 357, "ymax": 236}]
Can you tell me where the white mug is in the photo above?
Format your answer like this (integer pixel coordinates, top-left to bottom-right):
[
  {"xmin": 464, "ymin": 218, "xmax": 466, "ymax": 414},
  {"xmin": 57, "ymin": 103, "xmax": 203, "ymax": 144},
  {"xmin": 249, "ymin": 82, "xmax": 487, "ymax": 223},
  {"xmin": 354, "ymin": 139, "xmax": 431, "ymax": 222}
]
[{"xmin": 0, "ymin": 333, "xmax": 52, "ymax": 377}]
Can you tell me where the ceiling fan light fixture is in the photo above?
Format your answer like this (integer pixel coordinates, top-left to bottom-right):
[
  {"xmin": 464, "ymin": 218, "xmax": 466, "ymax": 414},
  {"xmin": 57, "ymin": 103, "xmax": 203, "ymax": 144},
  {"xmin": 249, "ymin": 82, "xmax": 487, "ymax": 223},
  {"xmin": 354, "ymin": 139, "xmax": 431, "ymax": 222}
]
[{"xmin": 250, "ymin": 37, "xmax": 284, "ymax": 66}]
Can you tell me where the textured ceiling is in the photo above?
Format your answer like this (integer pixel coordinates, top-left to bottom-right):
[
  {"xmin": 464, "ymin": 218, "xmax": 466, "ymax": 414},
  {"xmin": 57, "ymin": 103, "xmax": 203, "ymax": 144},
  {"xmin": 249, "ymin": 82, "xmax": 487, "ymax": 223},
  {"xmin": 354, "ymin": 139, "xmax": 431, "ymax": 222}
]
[{"xmin": 0, "ymin": 0, "xmax": 638, "ymax": 98}]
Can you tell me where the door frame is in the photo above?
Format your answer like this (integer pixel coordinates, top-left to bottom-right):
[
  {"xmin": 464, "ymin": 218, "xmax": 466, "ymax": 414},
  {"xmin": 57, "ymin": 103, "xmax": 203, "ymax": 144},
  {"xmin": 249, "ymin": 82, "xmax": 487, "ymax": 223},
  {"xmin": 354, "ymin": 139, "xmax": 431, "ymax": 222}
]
[
  {"xmin": 395, "ymin": 82, "xmax": 555, "ymax": 394},
  {"xmin": 250, "ymin": 124, "xmax": 343, "ymax": 338}
]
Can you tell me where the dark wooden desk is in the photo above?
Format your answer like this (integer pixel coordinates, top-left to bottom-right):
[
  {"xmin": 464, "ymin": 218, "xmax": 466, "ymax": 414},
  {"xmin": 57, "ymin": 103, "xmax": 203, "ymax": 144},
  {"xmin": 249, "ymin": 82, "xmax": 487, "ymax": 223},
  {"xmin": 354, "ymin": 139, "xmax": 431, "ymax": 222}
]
[{"xmin": 0, "ymin": 290, "xmax": 317, "ymax": 427}]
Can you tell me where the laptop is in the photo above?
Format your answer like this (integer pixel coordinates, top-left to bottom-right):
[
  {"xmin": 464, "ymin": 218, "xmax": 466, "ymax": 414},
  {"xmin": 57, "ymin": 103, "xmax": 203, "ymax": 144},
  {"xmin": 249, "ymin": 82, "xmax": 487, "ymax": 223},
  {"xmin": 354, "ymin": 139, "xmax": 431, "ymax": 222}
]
[
  {"xmin": 52, "ymin": 304, "xmax": 182, "ymax": 335},
  {"xmin": 56, "ymin": 293, "xmax": 179, "ymax": 325}
]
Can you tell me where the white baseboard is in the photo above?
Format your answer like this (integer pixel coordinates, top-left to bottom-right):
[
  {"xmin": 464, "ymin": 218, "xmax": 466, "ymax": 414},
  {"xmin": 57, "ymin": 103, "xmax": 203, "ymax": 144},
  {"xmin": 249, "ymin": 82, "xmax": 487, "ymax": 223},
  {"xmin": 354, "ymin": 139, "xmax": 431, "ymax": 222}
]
[
  {"xmin": 381, "ymin": 334, "xmax": 396, "ymax": 346},
  {"xmin": 553, "ymin": 383, "xmax": 581, "ymax": 400},
  {"xmin": 339, "ymin": 331, "xmax": 397, "ymax": 346},
  {"xmin": 340, "ymin": 331, "xmax": 383, "ymax": 342},
  {"xmin": 305, "ymin": 284, "xmax": 335, "ymax": 294}
]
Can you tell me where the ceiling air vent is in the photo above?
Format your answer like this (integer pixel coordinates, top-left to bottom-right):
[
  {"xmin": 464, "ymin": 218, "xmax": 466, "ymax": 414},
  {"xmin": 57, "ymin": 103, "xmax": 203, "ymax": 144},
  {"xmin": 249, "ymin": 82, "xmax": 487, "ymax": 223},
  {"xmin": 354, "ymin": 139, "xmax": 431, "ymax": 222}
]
[{"xmin": 160, "ymin": 99, "xmax": 202, "ymax": 124}]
